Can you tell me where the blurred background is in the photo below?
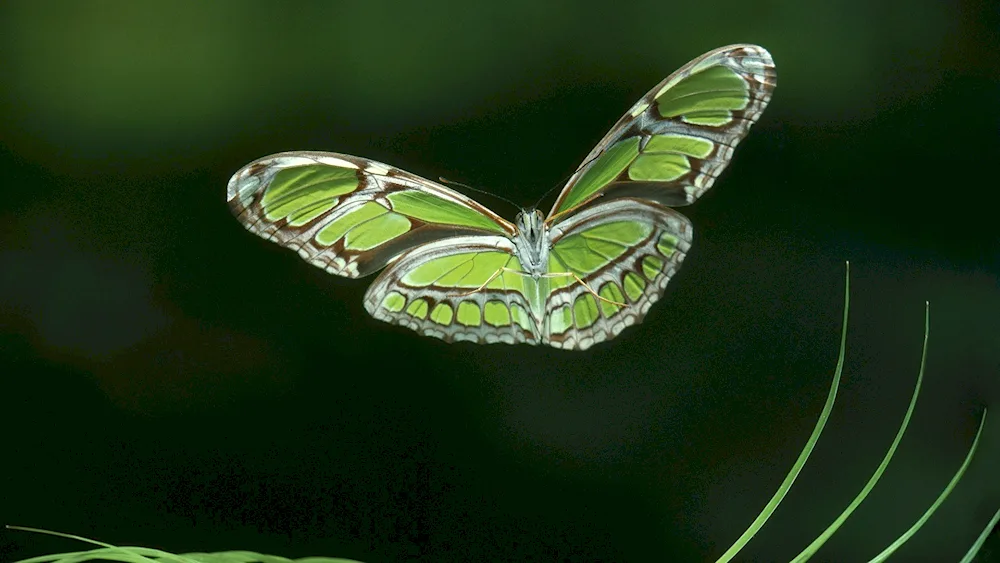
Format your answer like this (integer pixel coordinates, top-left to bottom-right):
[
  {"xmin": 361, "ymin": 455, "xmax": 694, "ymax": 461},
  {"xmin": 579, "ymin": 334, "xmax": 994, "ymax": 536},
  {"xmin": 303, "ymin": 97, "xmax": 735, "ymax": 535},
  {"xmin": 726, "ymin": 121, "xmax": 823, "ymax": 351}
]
[{"xmin": 1, "ymin": 1, "xmax": 998, "ymax": 561}]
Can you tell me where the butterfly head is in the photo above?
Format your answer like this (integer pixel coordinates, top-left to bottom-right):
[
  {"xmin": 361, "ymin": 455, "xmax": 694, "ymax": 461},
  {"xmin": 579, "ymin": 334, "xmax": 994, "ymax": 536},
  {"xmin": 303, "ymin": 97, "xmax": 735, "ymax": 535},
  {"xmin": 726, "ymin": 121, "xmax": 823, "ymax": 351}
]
[
  {"xmin": 513, "ymin": 208, "xmax": 549, "ymax": 277},
  {"xmin": 514, "ymin": 208, "xmax": 545, "ymax": 238}
]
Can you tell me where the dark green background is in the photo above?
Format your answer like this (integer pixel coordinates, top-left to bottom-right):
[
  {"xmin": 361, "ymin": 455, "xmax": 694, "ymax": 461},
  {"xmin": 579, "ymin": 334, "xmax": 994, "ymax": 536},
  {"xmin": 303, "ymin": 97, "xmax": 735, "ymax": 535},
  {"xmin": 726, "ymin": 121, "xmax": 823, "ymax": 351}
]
[{"xmin": 2, "ymin": 1, "xmax": 998, "ymax": 561}]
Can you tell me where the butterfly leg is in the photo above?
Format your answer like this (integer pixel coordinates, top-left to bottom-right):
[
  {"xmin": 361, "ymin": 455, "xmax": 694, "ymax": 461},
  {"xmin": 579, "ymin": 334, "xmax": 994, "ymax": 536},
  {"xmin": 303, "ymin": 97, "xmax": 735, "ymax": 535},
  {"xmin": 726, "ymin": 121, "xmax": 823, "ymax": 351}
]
[
  {"xmin": 452, "ymin": 266, "xmax": 522, "ymax": 297},
  {"xmin": 541, "ymin": 272, "xmax": 627, "ymax": 307}
]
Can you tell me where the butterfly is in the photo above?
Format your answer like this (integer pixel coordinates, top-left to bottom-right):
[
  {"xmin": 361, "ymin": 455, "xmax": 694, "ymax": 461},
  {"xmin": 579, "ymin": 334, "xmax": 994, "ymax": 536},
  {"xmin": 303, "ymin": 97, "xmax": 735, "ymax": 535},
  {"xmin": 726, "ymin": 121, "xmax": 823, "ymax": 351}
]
[{"xmin": 227, "ymin": 44, "xmax": 775, "ymax": 350}]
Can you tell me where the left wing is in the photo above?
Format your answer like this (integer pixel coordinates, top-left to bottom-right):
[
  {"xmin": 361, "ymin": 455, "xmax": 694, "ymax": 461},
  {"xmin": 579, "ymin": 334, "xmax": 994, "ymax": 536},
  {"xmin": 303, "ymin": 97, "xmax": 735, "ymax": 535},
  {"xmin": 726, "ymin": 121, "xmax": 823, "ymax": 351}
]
[
  {"xmin": 546, "ymin": 44, "xmax": 776, "ymax": 221},
  {"xmin": 227, "ymin": 151, "xmax": 515, "ymax": 278}
]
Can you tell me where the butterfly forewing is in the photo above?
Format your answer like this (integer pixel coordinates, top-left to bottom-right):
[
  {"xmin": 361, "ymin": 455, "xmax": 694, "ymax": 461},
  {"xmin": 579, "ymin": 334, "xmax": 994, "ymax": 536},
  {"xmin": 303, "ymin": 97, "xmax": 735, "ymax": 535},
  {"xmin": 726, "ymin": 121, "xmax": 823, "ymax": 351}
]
[
  {"xmin": 227, "ymin": 151, "xmax": 514, "ymax": 278},
  {"xmin": 546, "ymin": 44, "xmax": 775, "ymax": 220}
]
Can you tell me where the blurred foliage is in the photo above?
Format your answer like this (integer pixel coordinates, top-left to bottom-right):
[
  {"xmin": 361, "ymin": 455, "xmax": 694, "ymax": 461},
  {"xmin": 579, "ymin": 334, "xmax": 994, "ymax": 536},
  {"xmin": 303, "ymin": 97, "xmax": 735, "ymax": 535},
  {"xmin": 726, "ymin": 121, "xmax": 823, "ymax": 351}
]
[{"xmin": 0, "ymin": 0, "xmax": 988, "ymax": 171}]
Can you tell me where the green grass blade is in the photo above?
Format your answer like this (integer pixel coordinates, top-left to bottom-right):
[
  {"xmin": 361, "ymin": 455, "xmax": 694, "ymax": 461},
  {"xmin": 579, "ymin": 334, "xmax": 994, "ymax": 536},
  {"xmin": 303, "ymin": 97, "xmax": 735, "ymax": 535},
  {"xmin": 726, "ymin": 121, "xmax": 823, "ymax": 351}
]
[
  {"xmin": 5, "ymin": 526, "xmax": 118, "ymax": 550},
  {"xmin": 5, "ymin": 527, "xmax": 365, "ymax": 563},
  {"xmin": 789, "ymin": 302, "xmax": 930, "ymax": 562},
  {"xmin": 8, "ymin": 549, "xmax": 364, "ymax": 563},
  {"xmin": 960, "ymin": 507, "xmax": 1000, "ymax": 563},
  {"xmin": 5, "ymin": 526, "xmax": 191, "ymax": 563},
  {"xmin": 959, "ymin": 509, "xmax": 1000, "ymax": 563},
  {"xmin": 7, "ymin": 547, "xmax": 196, "ymax": 563},
  {"xmin": 714, "ymin": 262, "xmax": 851, "ymax": 563},
  {"xmin": 867, "ymin": 408, "xmax": 989, "ymax": 563}
]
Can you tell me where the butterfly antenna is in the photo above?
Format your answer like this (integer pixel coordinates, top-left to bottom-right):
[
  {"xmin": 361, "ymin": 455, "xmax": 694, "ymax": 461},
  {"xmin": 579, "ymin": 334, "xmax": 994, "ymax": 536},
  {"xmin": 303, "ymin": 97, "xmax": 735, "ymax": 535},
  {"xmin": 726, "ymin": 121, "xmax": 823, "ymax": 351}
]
[
  {"xmin": 439, "ymin": 177, "xmax": 521, "ymax": 210},
  {"xmin": 531, "ymin": 152, "xmax": 603, "ymax": 209}
]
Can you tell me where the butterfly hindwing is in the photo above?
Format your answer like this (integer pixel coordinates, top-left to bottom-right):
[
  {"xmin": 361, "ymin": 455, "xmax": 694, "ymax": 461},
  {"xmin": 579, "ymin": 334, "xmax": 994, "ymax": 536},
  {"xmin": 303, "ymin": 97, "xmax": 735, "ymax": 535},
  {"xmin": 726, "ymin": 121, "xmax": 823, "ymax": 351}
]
[
  {"xmin": 227, "ymin": 151, "xmax": 515, "ymax": 278},
  {"xmin": 547, "ymin": 44, "xmax": 775, "ymax": 220},
  {"xmin": 541, "ymin": 198, "xmax": 692, "ymax": 350},
  {"xmin": 363, "ymin": 236, "xmax": 542, "ymax": 345}
]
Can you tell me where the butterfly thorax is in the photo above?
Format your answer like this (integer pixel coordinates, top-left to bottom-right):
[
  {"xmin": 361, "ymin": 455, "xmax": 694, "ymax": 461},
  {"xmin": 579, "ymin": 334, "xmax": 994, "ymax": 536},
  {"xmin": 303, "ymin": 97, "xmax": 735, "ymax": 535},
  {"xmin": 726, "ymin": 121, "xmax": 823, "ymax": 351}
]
[{"xmin": 512, "ymin": 208, "xmax": 549, "ymax": 279}]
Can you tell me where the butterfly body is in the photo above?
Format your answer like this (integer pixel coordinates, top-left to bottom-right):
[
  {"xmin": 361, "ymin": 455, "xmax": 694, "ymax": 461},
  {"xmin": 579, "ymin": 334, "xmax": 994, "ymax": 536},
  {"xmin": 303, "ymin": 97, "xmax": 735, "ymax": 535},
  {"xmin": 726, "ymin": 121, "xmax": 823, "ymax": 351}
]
[
  {"xmin": 511, "ymin": 209, "xmax": 549, "ymax": 279},
  {"xmin": 228, "ymin": 45, "xmax": 776, "ymax": 350}
]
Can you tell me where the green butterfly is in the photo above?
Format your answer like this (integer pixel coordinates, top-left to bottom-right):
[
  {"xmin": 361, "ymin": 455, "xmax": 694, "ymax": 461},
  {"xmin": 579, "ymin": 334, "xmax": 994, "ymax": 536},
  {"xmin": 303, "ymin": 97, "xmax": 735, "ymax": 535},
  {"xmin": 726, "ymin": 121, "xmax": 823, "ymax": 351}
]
[{"xmin": 228, "ymin": 44, "xmax": 776, "ymax": 350}]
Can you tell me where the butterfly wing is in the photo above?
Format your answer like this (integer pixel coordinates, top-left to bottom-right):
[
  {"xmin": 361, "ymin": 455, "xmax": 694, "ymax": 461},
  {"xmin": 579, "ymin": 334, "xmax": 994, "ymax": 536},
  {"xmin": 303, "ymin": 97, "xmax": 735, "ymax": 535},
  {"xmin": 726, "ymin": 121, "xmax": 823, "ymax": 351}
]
[
  {"xmin": 363, "ymin": 236, "xmax": 542, "ymax": 345},
  {"xmin": 227, "ymin": 151, "xmax": 515, "ymax": 278},
  {"xmin": 546, "ymin": 44, "xmax": 776, "ymax": 220},
  {"xmin": 540, "ymin": 197, "xmax": 692, "ymax": 350}
]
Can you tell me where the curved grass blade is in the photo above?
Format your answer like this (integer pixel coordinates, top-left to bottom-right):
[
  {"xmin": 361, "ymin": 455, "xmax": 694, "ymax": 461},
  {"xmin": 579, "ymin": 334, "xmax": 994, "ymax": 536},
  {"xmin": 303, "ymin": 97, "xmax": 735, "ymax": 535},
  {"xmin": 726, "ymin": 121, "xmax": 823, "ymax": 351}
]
[
  {"xmin": 5, "ymin": 525, "xmax": 185, "ymax": 563},
  {"xmin": 714, "ymin": 262, "xmax": 852, "ymax": 563},
  {"xmin": 789, "ymin": 301, "xmax": 930, "ymax": 562},
  {"xmin": 960, "ymin": 507, "xmax": 1000, "ymax": 563},
  {"xmin": 6, "ymin": 526, "xmax": 119, "ymax": 550},
  {"xmin": 867, "ymin": 407, "xmax": 989, "ymax": 563},
  {"xmin": 4, "ymin": 526, "xmax": 365, "ymax": 563}
]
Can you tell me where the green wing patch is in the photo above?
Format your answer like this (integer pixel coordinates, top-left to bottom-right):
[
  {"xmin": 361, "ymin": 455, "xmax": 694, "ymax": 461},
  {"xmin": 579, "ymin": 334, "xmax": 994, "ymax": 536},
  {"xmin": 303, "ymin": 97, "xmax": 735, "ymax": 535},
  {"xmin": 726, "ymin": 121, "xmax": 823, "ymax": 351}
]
[
  {"xmin": 261, "ymin": 166, "xmax": 359, "ymax": 225},
  {"xmin": 557, "ymin": 138, "xmax": 641, "ymax": 213},
  {"xmin": 386, "ymin": 191, "xmax": 507, "ymax": 233},
  {"xmin": 655, "ymin": 65, "xmax": 750, "ymax": 124}
]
